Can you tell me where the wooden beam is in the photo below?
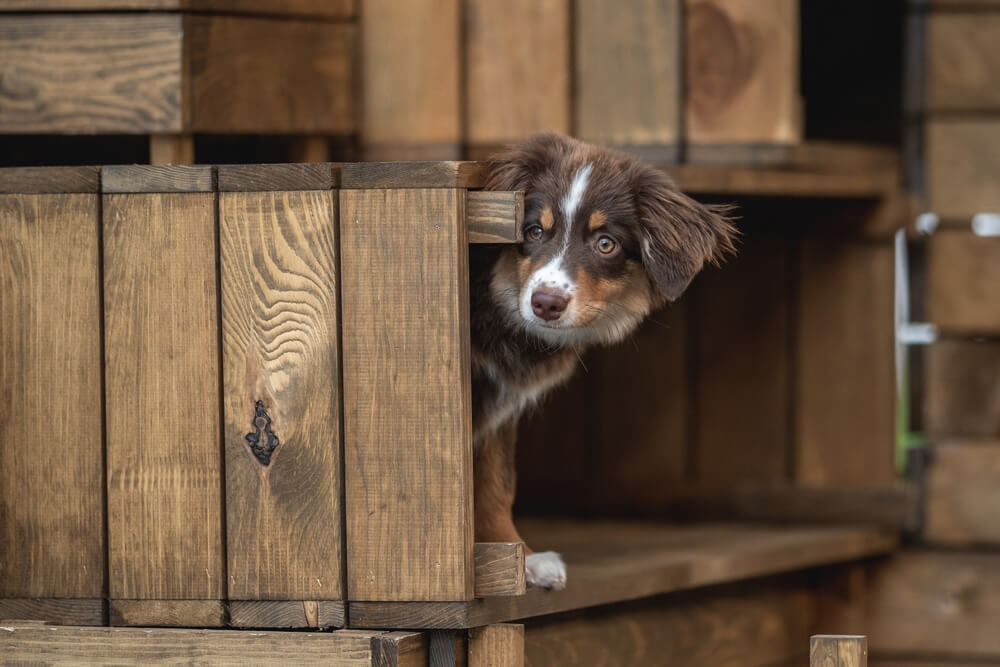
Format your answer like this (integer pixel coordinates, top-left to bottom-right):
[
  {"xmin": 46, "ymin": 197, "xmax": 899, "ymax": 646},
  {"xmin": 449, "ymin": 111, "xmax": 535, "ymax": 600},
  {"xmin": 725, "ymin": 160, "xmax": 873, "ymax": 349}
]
[
  {"xmin": 217, "ymin": 163, "xmax": 334, "ymax": 192},
  {"xmin": 469, "ymin": 625, "xmax": 523, "ymax": 667},
  {"xmin": 340, "ymin": 162, "xmax": 487, "ymax": 189},
  {"xmin": 0, "ymin": 166, "xmax": 100, "ymax": 194},
  {"xmin": 811, "ymin": 635, "xmax": 868, "ymax": 667},
  {"xmin": 109, "ymin": 601, "xmax": 226, "ymax": 628},
  {"xmin": 466, "ymin": 191, "xmax": 523, "ymax": 244},
  {"xmin": 0, "ymin": 599, "xmax": 104, "ymax": 626},
  {"xmin": 474, "ymin": 543, "xmax": 526, "ymax": 598},
  {"xmin": 228, "ymin": 601, "xmax": 346, "ymax": 629},
  {"xmin": 102, "ymin": 165, "xmax": 215, "ymax": 194}
]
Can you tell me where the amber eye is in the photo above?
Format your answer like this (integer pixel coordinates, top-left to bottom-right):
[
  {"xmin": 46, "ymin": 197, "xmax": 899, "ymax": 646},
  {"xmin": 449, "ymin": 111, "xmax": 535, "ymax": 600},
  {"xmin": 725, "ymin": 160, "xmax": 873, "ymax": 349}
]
[
  {"xmin": 525, "ymin": 224, "xmax": 544, "ymax": 241},
  {"xmin": 596, "ymin": 235, "xmax": 617, "ymax": 255}
]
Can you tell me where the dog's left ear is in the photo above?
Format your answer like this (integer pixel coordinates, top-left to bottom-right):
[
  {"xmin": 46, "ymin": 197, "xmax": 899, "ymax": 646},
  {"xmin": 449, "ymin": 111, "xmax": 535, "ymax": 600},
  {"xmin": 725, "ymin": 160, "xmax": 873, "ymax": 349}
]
[{"xmin": 631, "ymin": 163, "xmax": 737, "ymax": 301}]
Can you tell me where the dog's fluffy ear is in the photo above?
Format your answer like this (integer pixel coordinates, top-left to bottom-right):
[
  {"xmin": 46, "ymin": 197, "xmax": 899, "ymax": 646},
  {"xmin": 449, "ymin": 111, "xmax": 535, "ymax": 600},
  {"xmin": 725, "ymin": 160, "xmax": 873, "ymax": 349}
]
[
  {"xmin": 631, "ymin": 163, "xmax": 737, "ymax": 301},
  {"xmin": 485, "ymin": 132, "xmax": 579, "ymax": 191}
]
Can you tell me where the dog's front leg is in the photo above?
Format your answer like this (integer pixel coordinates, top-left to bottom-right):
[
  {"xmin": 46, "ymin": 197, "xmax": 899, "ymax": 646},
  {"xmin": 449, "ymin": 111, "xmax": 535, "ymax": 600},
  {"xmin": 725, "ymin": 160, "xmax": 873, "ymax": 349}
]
[{"xmin": 474, "ymin": 420, "xmax": 567, "ymax": 590}]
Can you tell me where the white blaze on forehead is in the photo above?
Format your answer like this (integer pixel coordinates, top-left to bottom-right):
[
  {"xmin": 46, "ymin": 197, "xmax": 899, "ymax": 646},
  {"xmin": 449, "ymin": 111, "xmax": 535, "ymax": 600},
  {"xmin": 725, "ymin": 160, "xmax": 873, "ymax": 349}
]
[{"xmin": 560, "ymin": 163, "xmax": 593, "ymax": 233}]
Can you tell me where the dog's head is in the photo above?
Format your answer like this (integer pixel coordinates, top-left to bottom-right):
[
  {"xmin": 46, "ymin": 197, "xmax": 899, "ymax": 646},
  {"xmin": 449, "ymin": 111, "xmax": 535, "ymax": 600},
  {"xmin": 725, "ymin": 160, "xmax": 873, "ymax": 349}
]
[{"xmin": 485, "ymin": 132, "xmax": 737, "ymax": 347}]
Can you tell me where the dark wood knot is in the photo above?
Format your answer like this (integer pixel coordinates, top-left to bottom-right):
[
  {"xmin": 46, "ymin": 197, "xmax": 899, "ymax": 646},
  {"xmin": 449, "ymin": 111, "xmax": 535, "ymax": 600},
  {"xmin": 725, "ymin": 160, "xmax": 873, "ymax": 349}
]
[{"xmin": 245, "ymin": 400, "xmax": 279, "ymax": 466}]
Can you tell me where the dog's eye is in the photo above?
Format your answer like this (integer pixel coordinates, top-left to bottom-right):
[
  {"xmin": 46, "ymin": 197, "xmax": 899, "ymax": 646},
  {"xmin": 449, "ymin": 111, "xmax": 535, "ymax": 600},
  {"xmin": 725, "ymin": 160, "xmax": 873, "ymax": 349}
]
[
  {"xmin": 525, "ymin": 224, "xmax": 544, "ymax": 241},
  {"xmin": 595, "ymin": 235, "xmax": 618, "ymax": 255}
]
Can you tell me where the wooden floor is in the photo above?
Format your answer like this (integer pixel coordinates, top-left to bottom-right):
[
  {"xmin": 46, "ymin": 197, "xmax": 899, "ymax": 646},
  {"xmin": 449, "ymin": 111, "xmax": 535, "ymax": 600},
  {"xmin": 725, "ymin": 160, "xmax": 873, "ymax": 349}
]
[{"xmin": 350, "ymin": 519, "xmax": 898, "ymax": 629}]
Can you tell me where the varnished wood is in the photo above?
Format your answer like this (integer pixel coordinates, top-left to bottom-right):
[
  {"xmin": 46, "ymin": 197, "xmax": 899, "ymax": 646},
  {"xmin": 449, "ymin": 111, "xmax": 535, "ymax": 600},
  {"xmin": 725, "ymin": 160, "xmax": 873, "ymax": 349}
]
[
  {"xmin": 102, "ymin": 165, "xmax": 214, "ymax": 193},
  {"xmin": 220, "ymin": 190, "xmax": 344, "ymax": 601},
  {"xmin": 925, "ymin": 440, "xmax": 1000, "ymax": 545},
  {"xmin": 466, "ymin": 191, "xmax": 523, "ymax": 244},
  {"xmin": 469, "ymin": 624, "xmax": 524, "ymax": 667},
  {"xmin": 149, "ymin": 135, "xmax": 195, "ymax": 166},
  {"xmin": 925, "ymin": 341, "xmax": 1000, "ymax": 438},
  {"xmin": 0, "ymin": 194, "xmax": 104, "ymax": 599},
  {"xmin": 0, "ymin": 166, "xmax": 99, "ymax": 193},
  {"xmin": 217, "ymin": 163, "xmax": 334, "ymax": 192},
  {"xmin": 810, "ymin": 635, "xmax": 868, "ymax": 667},
  {"xmin": 228, "ymin": 600, "xmax": 346, "ymax": 628},
  {"xmin": 465, "ymin": 0, "xmax": 570, "ymax": 146},
  {"xmin": 926, "ymin": 119, "xmax": 1000, "ymax": 219},
  {"xmin": 109, "ymin": 600, "xmax": 226, "ymax": 628},
  {"xmin": 927, "ymin": 231, "xmax": 1000, "ymax": 333},
  {"xmin": 340, "ymin": 189, "xmax": 474, "ymax": 602},
  {"xmin": 0, "ymin": 599, "xmax": 104, "ymax": 626},
  {"xmin": 350, "ymin": 522, "xmax": 897, "ymax": 629},
  {"xmin": 474, "ymin": 543, "xmax": 526, "ymax": 598},
  {"xmin": 0, "ymin": 14, "xmax": 183, "ymax": 133},
  {"xmin": 926, "ymin": 12, "xmax": 1000, "ymax": 111},
  {"xmin": 103, "ymin": 192, "xmax": 223, "ymax": 601}
]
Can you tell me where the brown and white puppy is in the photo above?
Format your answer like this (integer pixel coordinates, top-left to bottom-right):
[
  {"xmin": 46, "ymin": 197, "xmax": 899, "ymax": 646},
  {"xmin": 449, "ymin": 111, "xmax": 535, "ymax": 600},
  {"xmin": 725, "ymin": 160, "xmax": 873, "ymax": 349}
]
[{"xmin": 471, "ymin": 132, "xmax": 736, "ymax": 589}]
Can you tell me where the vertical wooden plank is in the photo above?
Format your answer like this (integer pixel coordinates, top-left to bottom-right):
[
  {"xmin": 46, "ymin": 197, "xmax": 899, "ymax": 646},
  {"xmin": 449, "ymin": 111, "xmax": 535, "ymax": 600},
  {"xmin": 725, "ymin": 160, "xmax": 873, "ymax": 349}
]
[
  {"xmin": 925, "ymin": 341, "xmax": 1000, "ymax": 439},
  {"xmin": 810, "ymin": 635, "xmax": 868, "ymax": 667},
  {"xmin": 220, "ymin": 190, "xmax": 344, "ymax": 601},
  {"xmin": 796, "ymin": 240, "xmax": 896, "ymax": 485},
  {"xmin": 465, "ymin": 0, "xmax": 570, "ymax": 153},
  {"xmin": 468, "ymin": 624, "xmax": 524, "ymax": 667},
  {"xmin": 0, "ymin": 193, "xmax": 104, "ymax": 599},
  {"xmin": 360, "ymin": 0, "xmax": 461, "ymax": 160},
  {"xmin": 340, "ymin": 188, "xmax": 474, "ymax": 602},
  {"xmin": 103, "ymin": 191, "xmax": 224, "ymax": 601},
  {"xmin": 575, "ymin": 0, "xmax": 681, "ymax": 159}
]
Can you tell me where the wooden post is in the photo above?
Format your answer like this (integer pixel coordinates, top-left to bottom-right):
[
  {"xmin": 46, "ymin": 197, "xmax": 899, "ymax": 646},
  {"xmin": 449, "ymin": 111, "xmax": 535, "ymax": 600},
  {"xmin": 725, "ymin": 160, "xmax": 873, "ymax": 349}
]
[
  {"xmin": 810, "ymin": 635, "xmax": 867, "ymax": 667},
  {"xmin": 0, "ymin": 167, "xmax": 105, "ymax": 625},
  {"xmin": 468, "ymin": 624, "xmax": 524, "ymax": 667},
  {"xmin": 102, "ymin": 165, "xmax": 225, "ymax": 626}
]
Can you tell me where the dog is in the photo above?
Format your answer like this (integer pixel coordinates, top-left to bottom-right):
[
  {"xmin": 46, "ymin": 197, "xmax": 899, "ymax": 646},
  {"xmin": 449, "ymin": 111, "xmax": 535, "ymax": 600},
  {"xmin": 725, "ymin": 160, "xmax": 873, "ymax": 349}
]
[{"xmin": 470, "ymin": 132, "xmax": 736, "ymax": 590}]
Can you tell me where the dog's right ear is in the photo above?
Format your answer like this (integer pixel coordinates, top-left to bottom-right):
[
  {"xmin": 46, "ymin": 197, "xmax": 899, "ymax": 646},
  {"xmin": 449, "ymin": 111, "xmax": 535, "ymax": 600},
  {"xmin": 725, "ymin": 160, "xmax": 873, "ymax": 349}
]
[{"xmin": 484, "ymin": 132, "xmax": 579, "ymax": 191}]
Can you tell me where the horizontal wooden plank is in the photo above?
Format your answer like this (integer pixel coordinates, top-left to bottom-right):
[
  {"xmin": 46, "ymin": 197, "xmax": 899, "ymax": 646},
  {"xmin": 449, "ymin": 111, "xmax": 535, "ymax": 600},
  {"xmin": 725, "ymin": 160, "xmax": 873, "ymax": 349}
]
[
  {"xmin": 0, "ymin": 599, "xmax": 104, "ymax": 626},
  {"xmin": 228, "ymin": 601, "xmax": 346, "ymax": 628},
  {"xmin": 109, "ymin": 600, "xmax": 226, "ymax": 628},
  {"xmin": 0, "ymin": 0, "xmax": 355, "ymax": 13},
  {"xmin": 102, "ymin": 165, "xmax": 215, "ymax": 193},
  {"xmin": 340, "ymin": 162, "xmax": 488, "ymax": 189},
  {"xmin": 663, "ymin": 164, "xmax": 898, "ymax": 198},
  {"xmin": 927, "ymin": 231, "xmax": 1000, "ymax": 333},
  {"xmin": 926, "ymin": 119, "xmax": 1000, "ymax": 219},
  {"xmin": 736, "ymin": 485, "xmax": 919, "ymax": 530},
  {"xmin": 926, "ymin": 12, "xmax": 1000, "ymax": 111},
  {"xmin": 0, "ymin": 167, "xmax": 99, "ymax": 193},
  {"xmin": 350, "ymin": 521, "xmax": 897, "ymax": 629},
  {"xmin": 925, "ymin": 341, "xmax": 1000, "ymax": 438},
  {"xmin": 217, "ymin": 163, "xmax": 334, "ymax": 191},
  {"xmin": 474, "ymin": 543, "xmax": 526, "ymax": 598},
  {"xmin": 466, "ymin": 191, "xmax": 523, "ymax": 243},
  {"xmin": 0, "ymin": 625, "xmax": 383, "ymax": 665},
  {"xmin": 925, "ymin": 440, "xmax": 1000, "ymax": 545}
]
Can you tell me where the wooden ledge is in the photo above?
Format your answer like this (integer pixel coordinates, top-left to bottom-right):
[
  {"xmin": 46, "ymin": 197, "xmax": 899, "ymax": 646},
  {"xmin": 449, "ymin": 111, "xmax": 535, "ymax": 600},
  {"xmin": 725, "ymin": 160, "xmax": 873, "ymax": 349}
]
[
  {"xmin": 341, "ymin": 161, "xmax": 488, "ymax": 189},
  {"xmin": 475, "ymin": 542, "xmax": 526, "ymax": 597},
  {"xmin": 0, "ymin": 166, "xmax": 100, "ymax": 194},
  {"xmin": 102, "ymin": 165, "xmax": 215, "ymax": 193},
  {"xmin": 349, "ymin": 520, "xmax": 898, "ymax": 629},
  {"xmin": 218, "ymin": 163, "xmax": 336, "ymax": 191}
]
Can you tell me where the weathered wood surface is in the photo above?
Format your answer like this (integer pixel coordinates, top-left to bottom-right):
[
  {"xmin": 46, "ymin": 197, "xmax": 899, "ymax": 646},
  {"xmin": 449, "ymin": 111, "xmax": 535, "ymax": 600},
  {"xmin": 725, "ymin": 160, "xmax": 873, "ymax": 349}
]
[
  {"xmin": 103, "ymin": 192, "xmax": 224, "ymax": 601},
  {"xmin": 102, "ymin": 165, "xmax": 214, "ymax": 193},
  {"xmin": 217, "ymin": 163, "xmax": 334, "ymax": 192},
  {"xmin": 470, "ymin": 624, "xmax": 524, "ymax": 667},
  {"xmin": 926, "ymin": 12, "xmax": 1000, "ymax": 111},
  {"xmin": 466, "ymin": 191, "xmax": 524, "ymax": 243},
  {"xmin": 925, "ymin": 440, "xmax": 1000, "ymax": 545},
  {"xmin": 0, "ymin": 14, "xmax": 183, "ymax": 133},
  {"xmin": 340, "ymin": 188, "xmax": 474, "ymax": 602},
  {"xmin": 360, "ymin": 0, "xmax": 461, "ymax": 160},
  {"xmin": 926, "ymin": 119, "xmax": 1000, "ymax": 219},
  {"xmin": 350, "ymin": 522, "xmax": 897, "ymax": 629},
  {"xmin": 465, "ymin": 0, "xmax": 570, "ymax": 147},
  {"xmin": 474, "ymin": 543, "xmax": 526, "ymax": 598},
  {"xmin": 371, "ymin": 631, "xmax": 431, "ymax": 667},
  {"xmin": 927, "ymin": 231, "xmax": 1000, "ymax": 334},
  {"xmin": 925, "ymin": 341, "xmax": 1000, "ymax": 438},
  {"xmin": 228, "ymin": 600, "xmax": 346, "ymax": 628},
  {"xmin": 0, "ymin": 194, "xmax": 104, "ymax": 600},
  {"xmin": 575, "ymin": 0, "xmax": 680, "ymax": 156},
  {"xmin": 220, "ymin": 190, "xmax": 344, "ymax": 601},
  {"xmin": 0, "ymin": 0, "xmax": 356, "ymax": 15},
  {"xmin": 0, "ymin": 599, "xmax": 104, "ymax": 626},
  {"xmin": 811, "ymin": 635, "xmax": 868, "ymax": 667},
  {"xmin": 0, "ymin": 166, "xmax": 100, "ymax": 193},
  {"xmin": 109, "ymin": 600, "xmax": 226, "ymax": 628},
  {"xmin": 340, "ymin": 162, "xmax": 487, "ymax": 190}
]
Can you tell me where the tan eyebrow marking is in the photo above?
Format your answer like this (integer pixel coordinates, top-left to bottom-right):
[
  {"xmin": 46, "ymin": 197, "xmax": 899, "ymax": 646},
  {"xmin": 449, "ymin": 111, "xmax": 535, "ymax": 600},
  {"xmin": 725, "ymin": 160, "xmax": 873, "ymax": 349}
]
[
  {"xmin": 588, "ymin": 210, "xmax": 608, "ymax": 232},
  {"xmin": 539, "ymin": 206, "xmax": 555, "ymax": 231}
]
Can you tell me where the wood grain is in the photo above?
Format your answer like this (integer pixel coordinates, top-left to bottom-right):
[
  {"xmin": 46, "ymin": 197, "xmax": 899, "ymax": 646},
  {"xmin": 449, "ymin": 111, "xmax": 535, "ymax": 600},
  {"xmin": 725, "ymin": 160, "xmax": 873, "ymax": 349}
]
[
  {"xmin": 795, "ymin": 240, "xmax": 896, "ymax": 485},
  {"xmin": 575, "ymin": 0, "xmax": 681, "ymax": 152},
  {"xmin": 109, "ymin": 600, "xmax": 226, "ymax": 628},
  {"xmin": 685, "ymin": 0, "xmax": 800, "ymax": 145},
  {"xmin": 465, "ymin": 0, "xmax": 570, "ymax": 146},
  {"xmin": 926, "ymin": 12, "xmax": 1000, "ymax": 111},
  {"xmin": 474, "ymin": 543, "xmax": 525, "ymax": 598},
  {"xmin": 217, "ymin": 163, "xmax": 334, "ymax": 192},
  {"xmin": 340, "ymin": 162, "xmax": 487, "ymax": 189},
  {"xmin": 0, "ymin": 0, "xmax": 356, "ymax": 14},
  {"xmin": 0, "ymin": 599, "xmax": 104, "ymax": 626},
  {"xmin": 925, "ymin": 341, "xmax": 1000, "ymax": 438},
  {"xmin": 0, "ymin": 14, "xmax": 183, "ymax": 133},
  {"xmin": 927, "ymin": 231, "xmax": 1000, "ymax": 333},
  {"xmin": 811, "ymin": 635, "xmax": 867, "ymax": 667},
  {"xmin": 103, "ymin": 192, "xmax": 223, "ymax": 601},
  {"xmin": 466, "ymin": 191, "xmax": 523, "ymax": 244},
  {"xmin": 220, "ymin": 190, "xmax": 344, "ymax": 600},
  {"xmin": 371, "ymin": 631, "xmax": 431, "ymax": 667},
  {"xmin": 340, "ymin": 189, "xmax": 474, "ymax": 602},
  {"xmin": 470, "ymin": 624, "xmax": 524, "ymax": 667},
  {"xmin": 0, "ymin": 625, "xmax": 382, "ymax": 666},
  {"xmin": 102, "ymin": 165, "xmax": 214, "ymax": 193},
  {"xmin": 0, "ymin": 194, "xmax": 104, "ymax": 599},
  {"xmin": 360, "ymin": 0, "xmax": 460, "ymax": 158},
  {"xmin": 185, "ymin": 15, "xmax": 355, "ymax": 133},
  {"xmin": 349, "ymin": 521, "xmax": 897, "ymax": 629},
  {"xmin": 926, "ymin": 119, "xmax": 1000, "ymax": 219},
  {"xmin": 228, "ymin": 600, "xmax": 346, "ymax": 628},
  {"xmin": 925, "ymin": 440, "xmax": 1000, "ymax": 545},
  {"xmin": 0, "ymin": 166, "xmax": 99, "ymax": 193}
]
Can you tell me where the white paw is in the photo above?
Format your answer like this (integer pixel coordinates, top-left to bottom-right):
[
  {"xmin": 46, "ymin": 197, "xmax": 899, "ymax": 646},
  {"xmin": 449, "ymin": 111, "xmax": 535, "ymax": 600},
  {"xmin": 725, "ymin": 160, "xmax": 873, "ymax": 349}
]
[{"xmin": 525, "ymin": 551, "xmax": 567, "ymax": 590}]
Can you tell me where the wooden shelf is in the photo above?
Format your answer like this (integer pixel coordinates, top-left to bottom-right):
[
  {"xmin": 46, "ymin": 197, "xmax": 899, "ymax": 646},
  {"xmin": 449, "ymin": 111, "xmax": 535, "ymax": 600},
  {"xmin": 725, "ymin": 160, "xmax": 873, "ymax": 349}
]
[{"xmin": 349, "ymin": 520, "xmax": 898, "ymax": 630}]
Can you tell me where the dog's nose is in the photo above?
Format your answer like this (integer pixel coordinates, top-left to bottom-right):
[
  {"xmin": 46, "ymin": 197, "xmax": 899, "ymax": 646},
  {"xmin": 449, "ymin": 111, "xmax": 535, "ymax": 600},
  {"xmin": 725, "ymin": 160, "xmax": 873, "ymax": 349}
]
[{"xmin": 531, "ymin": 290, "xmax": 569, "ymax": 321}]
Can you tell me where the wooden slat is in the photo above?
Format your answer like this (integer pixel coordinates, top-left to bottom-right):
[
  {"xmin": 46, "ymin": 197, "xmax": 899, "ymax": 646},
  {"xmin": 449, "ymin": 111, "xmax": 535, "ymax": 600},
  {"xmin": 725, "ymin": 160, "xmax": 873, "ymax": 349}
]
[
  {"xmin": 926, "ymin": 12, "xmax": 1000, "ymax": 111},
  {"xmin": 811, "ymin": 635, "xmax": 868, "ymax": 667},
  {"xmin": 795, "ymin": 240, "xmax": 896, "ymax": 485},
  {"xmin": 340, "ymin": 162, "xmax": 487, "ymax": 189},
  {"xmin": 0, "ymin": 0, "xmax": 356, "ymax": 15},
  {"xmin": 109, "ymin": 600, "xmax": 226, "ymax": 628},
  {"xmin": 474, "ymin": 543, "xmax": 526, "ymax": 598},
  {"xmin": 349, "ymin": 522, "xmax": 897, "ymax": 629},
  {"xmin": 685, "ymin": 0, "xmax": 800, "ymax": 147},
  {"xmin": 662, "ymin": 164, "xmax": 897, "ymax": 198},
  {"xmin": 0, "ymin": 194, "xmax": 104, "ymax": 600},
  {"xmin": 360, "ymin": 0, "xmax": 460, "ymax": 160},
  {"xmin": 185, "ymin": 15, "xmax": 355, "ymax": 133},
  {"xmin": 465, "ymin": 0, "xmax": 570, "ymax": 147},
  {"xmin": 0, "ymin": 625, "xmax": 382, "ymax": 665},
  {"xmin": 371, "ymin": 632, "xmax": 431, "ymax": 667},
  {"xmin": 925, "ymin": 440, "xmax": 1000, "ymax": 545},
  {"xmin": 466, "ymin": 191, "xmax": 523, "ymax": 243},
  {"xmin": 102, "ymin": 165, "xmax": 215, "ymax": 193},
  {"xmin": 103, "ymin": 192, "xmax": 223, "ymax": 602},
  {"xmin": 470, "ymin": 625, "xmax": 524, "ymax": 667},
  {"xmin": 925, "ymin": 341, "xmax": 1000, "ymax": 438},
  {"xmin": 228, "ymin": 601, "xmax": 346, "ymax": 628},
  {"xmin": 340, "ymin": 188, "xmax": 474, "ymax": 602},
  {"xmin": 220, "ymin": 190, "xmax": 344, "ymax": 601},
  {"xmin": 927, "ymin": 231, "xmax": 1000, "ymax": 333},
  {"xmin": 575, "ymin": 0, "xmax": 680, "ymax": 156},
  {"xmin": 0, "ymin": 599, "xmax": 104, "ymax": 626},
  {"xmin": 0, "ymin": 14, "xmax": 183, "ymax": 133},
  {"xmin": 0, "ymin": 166, "xmax": 100, "ymax": 194},
  {"xmin": 217, "ymin": 163, "xmax": 334, "ymax": 192},
  {"xmin": 926, "ymin": 119, "xmax": 1000, "ymax": 219}
]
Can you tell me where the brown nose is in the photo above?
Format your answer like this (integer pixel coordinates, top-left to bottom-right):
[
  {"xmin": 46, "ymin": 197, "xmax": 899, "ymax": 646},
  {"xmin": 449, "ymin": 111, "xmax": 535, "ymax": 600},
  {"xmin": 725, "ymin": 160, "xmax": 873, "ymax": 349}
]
[{"xmin": 531, "ymin": 290, "xmax": 569, "ymax": 321}]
